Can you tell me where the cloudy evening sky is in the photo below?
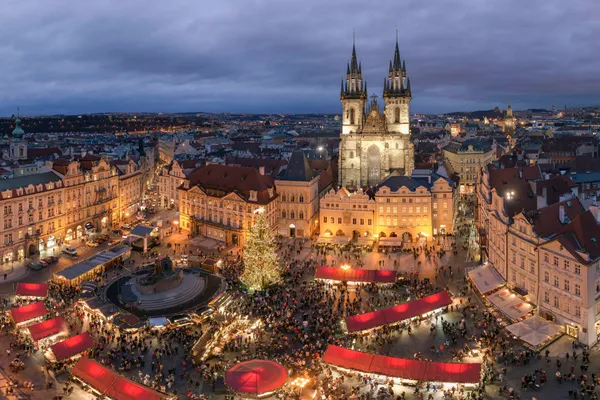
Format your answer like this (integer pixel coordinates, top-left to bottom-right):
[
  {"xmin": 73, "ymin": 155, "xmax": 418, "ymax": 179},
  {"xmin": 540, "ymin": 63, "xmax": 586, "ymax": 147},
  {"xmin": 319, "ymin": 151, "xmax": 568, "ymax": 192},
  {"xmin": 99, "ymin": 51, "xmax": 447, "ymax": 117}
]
[{"xmin": 1, "ymin": 0, "xmax": 599, "ymax": 116}]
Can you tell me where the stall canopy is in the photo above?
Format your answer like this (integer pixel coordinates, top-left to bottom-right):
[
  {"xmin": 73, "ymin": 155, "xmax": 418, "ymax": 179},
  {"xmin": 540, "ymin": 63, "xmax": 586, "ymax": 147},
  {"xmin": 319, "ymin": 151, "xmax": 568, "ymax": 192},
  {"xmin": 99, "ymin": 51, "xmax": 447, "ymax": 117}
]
[
  {"xmin": 51, "ymin": 332, "xmax": 94, "ymax": 361},
  {"xmin": 71, "ymin": 358, "xmax": 165, "ymax": 400},
  {"xmin": 225, "ymin": 360, "xmax": 288, "ymax": 395},
  {"xmin": 345, "ymin": 291, "xmax": 452, "ymax": 332},
  {"xmin": 315, "ymin": 267, "xmax": 397, "ymax": 284},
  {"xmin": 487, "ymin": 288, "xmax": 533, "ymax": 321},
  {"xmin": 55, "ymin": 246, "xmax": 130, "ymax": 283},
  {"xmin": 323, "ymin": 345, "xmax": 481, "ymax": 384},
  {"xmin": 148, "ymin": 317, "xmax": 168, "ymax": 327},
  {"xmin": 16, "ymin": 283, "xmax": 49, "ymax": 298},
  {"xmin": 10, "ymin": 301, "xmax": 48, "ymax": 324},
  {"xmin": 468, "ymin": 264, "xmax": 504, "ymax": 295},
  {"xmin": 506, "ymin": 317, "xmax": 564, "ymax": 348},
  {"xmin": 28, "ymin": 317, "xmax": 67, "ymax": 341}
]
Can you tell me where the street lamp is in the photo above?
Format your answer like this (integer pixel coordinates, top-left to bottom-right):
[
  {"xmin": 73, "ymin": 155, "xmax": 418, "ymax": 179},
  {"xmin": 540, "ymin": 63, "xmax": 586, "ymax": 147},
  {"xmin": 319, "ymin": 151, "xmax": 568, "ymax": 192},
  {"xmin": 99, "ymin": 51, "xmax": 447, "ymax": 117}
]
[{"xmin": 340, "ymin": 264, "xmax": 351, "ymax": 270}]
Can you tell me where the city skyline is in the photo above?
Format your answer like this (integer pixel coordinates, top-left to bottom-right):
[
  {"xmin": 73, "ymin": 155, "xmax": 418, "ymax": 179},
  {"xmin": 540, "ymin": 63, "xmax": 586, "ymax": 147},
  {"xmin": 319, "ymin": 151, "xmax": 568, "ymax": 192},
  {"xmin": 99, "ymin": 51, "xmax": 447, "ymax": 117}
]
[{"xmin": 1, "ymin": 0, "xmax": 598, "ymax": 117}]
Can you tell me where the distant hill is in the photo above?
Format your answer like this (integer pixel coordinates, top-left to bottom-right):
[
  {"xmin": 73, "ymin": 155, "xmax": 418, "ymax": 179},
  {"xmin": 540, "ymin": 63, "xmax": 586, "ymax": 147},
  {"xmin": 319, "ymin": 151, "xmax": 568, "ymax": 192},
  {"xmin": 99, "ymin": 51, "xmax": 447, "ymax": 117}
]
[{"xmin": 444, "ymin": 109, "xmax": 505, "ymax": 119}]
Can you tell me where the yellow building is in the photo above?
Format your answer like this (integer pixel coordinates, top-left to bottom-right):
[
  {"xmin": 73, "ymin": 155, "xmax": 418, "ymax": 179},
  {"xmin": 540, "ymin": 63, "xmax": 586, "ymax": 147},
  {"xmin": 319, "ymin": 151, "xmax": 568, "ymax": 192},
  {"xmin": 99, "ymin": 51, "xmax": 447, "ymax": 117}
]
[
  {"xmin": 442, "ymin": 139, "xmax": 496, "ymax": 194},
  {"xmin": 178, "ymin": 164, "xmax": 278, "ymax": 247},
  {"xmin": 320, "ymin": 170, "xmax": 455, "ymax": 245},
  {"xmin": 275, "ymin": 151, "xmax": 320, "ymax": 238},
  {"xmin": 113, "ymin": 159, "xmax": 144, "ymax": 221}
]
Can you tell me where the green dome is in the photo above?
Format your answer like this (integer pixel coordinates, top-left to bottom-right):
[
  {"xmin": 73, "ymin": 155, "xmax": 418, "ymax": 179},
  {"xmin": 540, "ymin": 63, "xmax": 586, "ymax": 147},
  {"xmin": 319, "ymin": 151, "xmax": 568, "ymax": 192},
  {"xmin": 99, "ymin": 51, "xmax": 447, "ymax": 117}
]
[{"xmin": 12, "ymin": 118, "xmax": 24, "ymax": 138}]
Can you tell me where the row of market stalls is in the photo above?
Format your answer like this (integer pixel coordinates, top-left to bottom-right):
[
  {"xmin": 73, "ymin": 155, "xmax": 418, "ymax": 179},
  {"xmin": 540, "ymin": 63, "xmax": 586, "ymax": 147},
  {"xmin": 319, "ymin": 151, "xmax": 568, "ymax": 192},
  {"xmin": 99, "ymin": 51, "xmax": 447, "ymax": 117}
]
[
  {"xmin": 467, "ymin": 264, "xmax": 563, "ymax": 349},
  {"xmin": 53, "ymin": 245, "xmax": 131, "ymax": 285},
  {"xmin": 315, "ymin": 266, "xmax": 398, "ymax": 284},
  {"xmin": 323, "ymin": 345, "xmax": 481, "ymax": 385},
  {"xmin": 71, "ymin": 357, "xmax": 173, "ymax": 400},
  {"xmin": 345, "ymin": 291, "xmax": 453, "ymax": 333},
  {"xmin": 8, "ymin": 287, "xmax": 95, "ymax": 363}
]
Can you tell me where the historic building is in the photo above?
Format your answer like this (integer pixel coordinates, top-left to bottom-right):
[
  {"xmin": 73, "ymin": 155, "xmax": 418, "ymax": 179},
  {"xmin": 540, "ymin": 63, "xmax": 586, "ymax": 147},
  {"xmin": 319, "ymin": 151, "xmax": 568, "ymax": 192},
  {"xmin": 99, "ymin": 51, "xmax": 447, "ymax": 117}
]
[
  {"xmin": 275, "ymin": 151, "xmax": 320, "ymax": 238},
  {"xmin": 338, "ymin": 37, "xmax": 414, "ymax": 188},
  {"xmin": 320, "ymin": 169, "xmax": 454, "ymax": 245},
  {"xmin": 159, "ymin": 159, "xmax": 204, "ymax": 209},
  {"xmin": 178, "ymin": 164, "xmax": 278, "ymax": 247},
  {"xmin": 442, "ymin": 139, "xmax": 497, "ymax": 194}
]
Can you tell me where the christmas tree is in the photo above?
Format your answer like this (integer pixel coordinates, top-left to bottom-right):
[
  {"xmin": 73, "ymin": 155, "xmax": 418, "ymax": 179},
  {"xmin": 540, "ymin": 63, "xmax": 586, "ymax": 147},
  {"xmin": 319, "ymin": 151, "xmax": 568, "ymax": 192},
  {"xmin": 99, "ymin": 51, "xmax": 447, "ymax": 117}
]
[{"xmin": 241, "ymin": 208, "xmax": 280, "ymax": 290}]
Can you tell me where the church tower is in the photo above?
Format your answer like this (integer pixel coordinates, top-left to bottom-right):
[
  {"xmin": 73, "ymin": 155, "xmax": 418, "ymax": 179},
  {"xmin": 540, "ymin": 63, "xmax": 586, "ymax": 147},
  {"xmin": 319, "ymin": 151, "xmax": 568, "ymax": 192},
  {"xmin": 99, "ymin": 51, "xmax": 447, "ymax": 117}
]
[
  {"xmin": 383, "ymin": 34, "xmax": 411, "ymax": 135},
  {"xmin": 340, "ymin": 35, "xmax": 367, "ymax": 135},
  {"xmin": 504, "ymin": 105, "xmax": 515, "ymax": 135},
  {"xmin": 9, "ymin": 113, "xmax": 27, "ymax": 161}
]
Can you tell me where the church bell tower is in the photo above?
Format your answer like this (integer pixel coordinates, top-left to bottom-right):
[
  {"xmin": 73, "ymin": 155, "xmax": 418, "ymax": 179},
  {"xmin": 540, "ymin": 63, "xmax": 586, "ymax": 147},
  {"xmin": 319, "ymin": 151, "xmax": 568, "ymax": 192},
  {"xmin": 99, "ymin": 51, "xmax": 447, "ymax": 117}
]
[
  {"xmin": 383, "ymin": 33, "xmax": 411, "ymax": 135},
  {"xmin": 340, "ymin": 35, "xmax": 367, "ymax": 135}
]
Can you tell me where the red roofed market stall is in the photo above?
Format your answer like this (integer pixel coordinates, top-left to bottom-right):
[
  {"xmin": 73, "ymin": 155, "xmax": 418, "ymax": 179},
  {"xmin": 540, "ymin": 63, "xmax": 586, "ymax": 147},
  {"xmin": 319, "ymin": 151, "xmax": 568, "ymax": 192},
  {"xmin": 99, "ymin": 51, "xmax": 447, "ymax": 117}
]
[
  {"xmin": 15, "ymin": 283, "xmax": 49, "ymax": 298},
  {"xmin": 323, "ymin": 345, "xmax": 481, "ymax": 384},
  {"xmin": 49, "ymin": 332, "xmax": 94, "ymax": 362},
  {"xmin": 70, "ymin": 358, "xmax": 169, "ymax": 400},
  {"xmin": 315, "ymin": 267, "xmax": 397, "ymax": 283},
  {"xmin": 225, "ymin": 360, "xmax": 288, "ymax": 396},
  {"xmin": 27, "ymin": 316, "xmax": 68, "ymax": 342},
  {"xmin": 10, "ymin": 301, "xmax": 48, "ymax": 326},
  {"xmin": 345, "ymin": 291, "xmax": 452, "ymax": 332}
]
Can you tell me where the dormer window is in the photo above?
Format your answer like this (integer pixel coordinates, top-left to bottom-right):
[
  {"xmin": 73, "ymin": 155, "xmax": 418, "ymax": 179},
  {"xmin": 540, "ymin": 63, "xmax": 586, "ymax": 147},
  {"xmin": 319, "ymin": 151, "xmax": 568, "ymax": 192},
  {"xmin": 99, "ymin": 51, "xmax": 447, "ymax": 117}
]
[{"xmin": 249, "ymin": 191, "xmax": 257, "ymax": 201}]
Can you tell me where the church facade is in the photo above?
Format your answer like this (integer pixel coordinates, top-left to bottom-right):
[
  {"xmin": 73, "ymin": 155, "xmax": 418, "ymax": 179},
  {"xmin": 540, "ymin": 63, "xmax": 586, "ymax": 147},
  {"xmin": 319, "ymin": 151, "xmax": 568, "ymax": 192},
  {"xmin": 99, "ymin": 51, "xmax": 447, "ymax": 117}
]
[{"xmin": 339, "ymin": 38, "xmax": 414, "ymax": 188}]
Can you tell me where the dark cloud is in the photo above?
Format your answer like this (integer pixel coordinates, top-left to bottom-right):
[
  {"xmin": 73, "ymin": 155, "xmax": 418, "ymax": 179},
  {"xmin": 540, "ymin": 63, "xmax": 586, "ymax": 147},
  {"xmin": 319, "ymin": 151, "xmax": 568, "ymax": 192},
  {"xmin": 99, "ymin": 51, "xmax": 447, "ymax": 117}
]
[{"xmin": 1, "ymin": 0, "xmax": 598, "ymax": 116}]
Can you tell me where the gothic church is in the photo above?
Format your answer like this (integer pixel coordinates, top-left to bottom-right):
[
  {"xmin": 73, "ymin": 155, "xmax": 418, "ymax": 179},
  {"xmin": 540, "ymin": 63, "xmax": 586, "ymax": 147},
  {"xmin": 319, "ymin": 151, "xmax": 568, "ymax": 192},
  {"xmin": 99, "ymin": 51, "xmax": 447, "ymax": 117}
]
[{"xmin": 338, "ymin": 36, "xmax": 414, "ymax": 188}]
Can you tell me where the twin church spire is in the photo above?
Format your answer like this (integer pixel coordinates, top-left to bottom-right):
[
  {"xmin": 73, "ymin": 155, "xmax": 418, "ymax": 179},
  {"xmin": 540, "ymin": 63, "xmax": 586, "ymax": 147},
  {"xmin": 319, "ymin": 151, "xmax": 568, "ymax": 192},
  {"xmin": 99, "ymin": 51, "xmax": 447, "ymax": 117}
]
[{"xmin": 341, "ymin": 32, "xmax": 411, "ymax": 100}]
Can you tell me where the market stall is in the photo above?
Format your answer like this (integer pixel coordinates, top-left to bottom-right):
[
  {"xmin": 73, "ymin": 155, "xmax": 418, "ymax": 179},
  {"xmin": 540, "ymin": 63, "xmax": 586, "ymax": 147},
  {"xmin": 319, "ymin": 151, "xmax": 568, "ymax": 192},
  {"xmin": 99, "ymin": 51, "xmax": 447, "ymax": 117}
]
[
  {"xmin": 10, "ymin": 301, "xmax": 48, "ymax": 327},
  {"xmin": 487, "ymin": 288, "xmax": 533, "ymax": 322},
  {"xmin": 27, "ymin": 317, "xmax": 68, "ymax": 346},
  {"xmin": 323, "ymin": 345, "xmax": 481, "ymax": 384},
  {"xmin": 54, "ymin": 245, "xmax": 131, "ymax": 285},
  {"xmin": 506, "ymin": 316, "xmax": 564, "ymax": 349},
  {"xmin": 70, "ymin": 357, "xmax": 169, "ymax": 400},
  {"xmin": 15, "ymin": 283, "xmax": 49, "ymax": 299},
  {"xmin": 315, "ymin": 266, "xmax": 397, "ymax": 284},
  {"xmin": 345, "ymin": 291, "xmax": 452, "ymax": 333},
  {"xmin": 48, "ymin": 332, "xmax": 95, "ymax": 363},
  {"xmin": 225, "ymin": 359, "xmax": 288, "ymax": 397}
]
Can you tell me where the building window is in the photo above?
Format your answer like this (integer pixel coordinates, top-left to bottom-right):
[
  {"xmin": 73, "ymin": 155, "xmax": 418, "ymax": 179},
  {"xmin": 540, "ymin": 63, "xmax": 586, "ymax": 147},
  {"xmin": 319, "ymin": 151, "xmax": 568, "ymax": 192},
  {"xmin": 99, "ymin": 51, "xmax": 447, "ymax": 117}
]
[
  {"xmin": 553, "ymin": 276, "xmax": 559, "ymax": 288},
  {"xmin": 564, "ymin": 260, "xmax": 570, "ymax": 271},
  {"xmin": 282, "ymin": 211, "xmax": 286, "ymax": 218},
  {"xmin": 575, "ymin": 264, "xmax": 581, "ymax": 275},
  {"xmin": 544, "ymin": 253, "xmax": 549, "ymax": 263},
  {"xmin": 299, "ymin": 195, "xmax": 304, "ymax": 203},
  {"xmin": 575, "ymin": 284, "xmax": 581, "ymax": 296},
  {"xmin": 338, "ymin": 218, "xmax": 342, "ymax": 224},
  {"xmin": 323, "ymin": 217, "xmax": 327, "ymax": 223},
  {"xmin": 564, "ymin": 280, "xmax": 570, "ymax": 292},
  {"xmin": 511, "ymin": 270, "xmax": 516, "ymax": 282},
  {"xmin": 544, "ymin": 292, "xmax": 549, "ymax": 303},
  {"xmin": 352, "ymin": 218, "xmax": 357, "ymax": 225},
  {"xmin": 544, "ymin": 271, "xmax": 549, "ymax": 282},
  {"xmin": 299, "ymin": 211, "xmax": 304, "ymax": 219},
  {"xmin": 360, "ymin": 219, "xmax": 364, "ymax": 225},
  {"xmin": 575, "ymin": 305, "xmax": 581, "ymax": 318},
  {"xmin": 530, "ymin": 261, "xmax": 535, "ymax": 274},
  {"xmin": 368, "ymin": 219, "xmax": 372, "ymax": 225},
  {"xmin": 553, "ymin": 256, "xmax": 559, "ymax": 266},
  {"xmin": 290, "ymin": 211, "xmax": 295, "ymax": 219},
  {"xmin": 553, "ymin": 296, "xmax": 559, "ymax": 308}
]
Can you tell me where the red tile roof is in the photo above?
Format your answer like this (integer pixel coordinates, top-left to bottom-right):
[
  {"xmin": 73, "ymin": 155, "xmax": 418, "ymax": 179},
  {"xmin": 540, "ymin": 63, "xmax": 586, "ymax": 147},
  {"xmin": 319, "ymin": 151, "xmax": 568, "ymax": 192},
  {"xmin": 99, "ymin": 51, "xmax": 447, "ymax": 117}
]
[
  {"xmin": 526, "ymin": 198, "xmax": 585, "ymax": 238},
  {"xmin": 553, "ymin": 211, "xmax": 600, "ymax": 264}
]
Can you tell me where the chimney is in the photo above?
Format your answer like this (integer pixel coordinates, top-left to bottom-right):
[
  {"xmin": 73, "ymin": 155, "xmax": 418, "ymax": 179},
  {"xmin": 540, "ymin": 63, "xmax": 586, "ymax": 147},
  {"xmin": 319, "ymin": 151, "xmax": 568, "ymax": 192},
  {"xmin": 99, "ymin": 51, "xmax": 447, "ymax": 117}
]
[
  {"xmin": 259, "ymin": 166, "xmax": 265, "ymax": 175},
  {"xmin": 559, "ymin": 205, "xmax": 566, "ymax": 224}
]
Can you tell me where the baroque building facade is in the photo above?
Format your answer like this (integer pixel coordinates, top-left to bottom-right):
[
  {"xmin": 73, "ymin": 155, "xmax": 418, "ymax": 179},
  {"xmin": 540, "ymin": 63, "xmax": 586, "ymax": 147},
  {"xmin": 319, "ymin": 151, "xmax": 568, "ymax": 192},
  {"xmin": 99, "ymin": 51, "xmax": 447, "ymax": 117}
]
[{"xmin": 339, "ymin": 38, "xmax": 414, "ymax": 188}]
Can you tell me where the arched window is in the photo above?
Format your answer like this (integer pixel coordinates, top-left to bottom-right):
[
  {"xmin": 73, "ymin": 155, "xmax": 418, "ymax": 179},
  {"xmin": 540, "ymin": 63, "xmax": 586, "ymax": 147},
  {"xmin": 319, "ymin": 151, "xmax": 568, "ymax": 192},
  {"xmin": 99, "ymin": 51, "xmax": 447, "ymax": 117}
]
[
  {"xmin": 282, "ymin": 193, "xmax": 287, "ymax": 202},
  {"xmin": 290, "ymin": 211, "xmax": 295, "ymax": 219},
  {"xmin": 394, "ymin": 107, "xmax": 400, "ymax": 123},
  {"xmin": 282, "ymin": 210, "xmax": 286, "ymax": 218},
  {"xmin": 299, "ymin": 195, "xmax": 304, "ymax": 203},
  {"xmin": 299, "ymin": 211, "xmax": 304, "ymax": 219},
  {"xmin": 350, "ymin": 108, "xmax": 355, "ymax": 125},
  {"xmin": 350, "ymin": 151, "xmax": 354, "ymax": 159},
  {"xmin": 290, "ymin": 195, "xmax": 295, "ymax": 202}
]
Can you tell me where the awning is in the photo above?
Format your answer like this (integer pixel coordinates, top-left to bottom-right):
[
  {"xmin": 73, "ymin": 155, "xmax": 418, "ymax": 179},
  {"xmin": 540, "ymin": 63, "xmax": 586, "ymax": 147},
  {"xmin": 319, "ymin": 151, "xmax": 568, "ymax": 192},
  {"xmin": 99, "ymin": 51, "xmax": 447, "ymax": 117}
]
[
  {"xmin": 71, "ymin": 358, "xmax": 165, "ymax": 400},
  {"xmin": 28, "ymin": 317, "xmax": 67, "ymax": 341},
  {"xmin": 225, "ymin": 360, "xmax": 288, "ymax": 395},
  {"xmin": 317, "ymin": 236, "xmax": 350, "ymax": 245},
  {"xmin": 323, "ymin": 345, "xmax": 481, "ymax": 384},
  {"xmin": 346, "ymin": 291, "xmax": 452, "ymax": 332},
  {"xmin": 467, "ymin": 264, "xmax": 504, "ymax": 295},
  {"xmin": 355, "ymin": 237, "xmax": 375, "ymax": 246},
  {"xmin": 148, "ymin": 317, "xmax": 168, "ymax": 327},
  {"xmin": 315, "ymin": 267, "xmax": 397, "ymax": 284},
  {"xmin": 16, "ymin": 283, "xmax": 49, "ymax": 298},
  {"xmin": 51, "ymin": 332, "xmax": 94, "ymax": 361},
  {"xmin": 10, "ymin": 301, "xmax": 48, "ymax": 324},
  {"xmin": 506, "ymin": 317, "xmax": 563, "ymax": 348},
  {"xmin": 378, "ymin": 238, "xmax": 404, "ymax": 246},
  {"xmin": 487, "ymin": 288, "xmax": 533, "ymax": 321}
]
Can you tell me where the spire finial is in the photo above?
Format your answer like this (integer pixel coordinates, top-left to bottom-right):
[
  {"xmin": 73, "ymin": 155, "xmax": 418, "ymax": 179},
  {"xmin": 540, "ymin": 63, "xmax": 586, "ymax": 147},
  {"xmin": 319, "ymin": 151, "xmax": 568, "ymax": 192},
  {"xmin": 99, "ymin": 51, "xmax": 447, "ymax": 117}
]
[
  {"xmin": 353, "ymin": 29, "xmax": 355, "ymax": 46},
  {"xmin": 396, "ymin": 27, "xmax": 398, "ymax": 44},
  {"xmin": 17, "ymin": 106, "xmax": 20, "ymax": 118}
]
